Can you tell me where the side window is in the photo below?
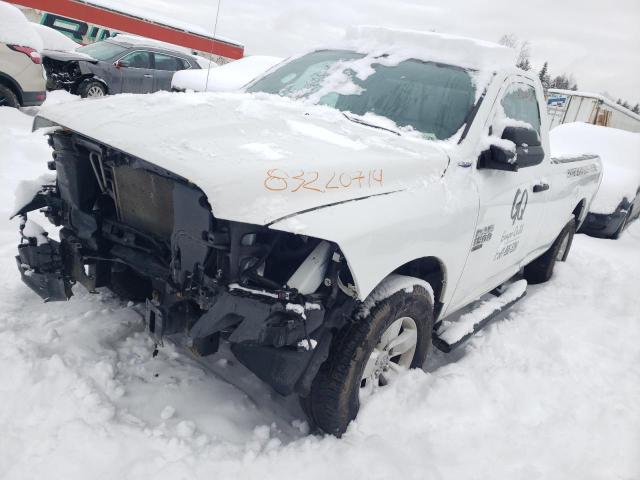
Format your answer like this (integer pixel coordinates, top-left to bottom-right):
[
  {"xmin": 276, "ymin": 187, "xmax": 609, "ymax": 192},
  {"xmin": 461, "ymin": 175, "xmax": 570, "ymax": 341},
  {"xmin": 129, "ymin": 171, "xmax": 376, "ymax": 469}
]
[
  {"xmin": 121, "ymin": 51, "xmax": 152, "ymax": 69},
  {"xmin": 488, "ymin": 82, "xmax": 545, "ymax": 169},
  {"xmin": 178, "ymin": 58, "xmax": 192, "ymax": 70},
  {"xmin": 500, "ymin": 84, "xmax": 541, "ymax": 133},
  {"xmin": 153, "ymin": 53, "xmax": 183, "ymax": 71}
]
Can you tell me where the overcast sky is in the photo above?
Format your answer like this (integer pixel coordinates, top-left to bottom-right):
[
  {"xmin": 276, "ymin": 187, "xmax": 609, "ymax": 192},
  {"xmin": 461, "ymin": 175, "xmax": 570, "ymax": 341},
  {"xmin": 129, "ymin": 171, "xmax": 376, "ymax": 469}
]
[{"xmin": 108, "ymin": 0, "xmax": 640, "ymax": 105}]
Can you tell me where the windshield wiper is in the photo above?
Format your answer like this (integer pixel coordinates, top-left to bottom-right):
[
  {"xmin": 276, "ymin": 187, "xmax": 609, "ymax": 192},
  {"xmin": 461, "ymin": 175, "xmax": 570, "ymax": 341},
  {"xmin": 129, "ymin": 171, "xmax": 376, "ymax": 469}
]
[{"xmin": 342, "ymin": 113, "xmax": 401, "ymax": 136}]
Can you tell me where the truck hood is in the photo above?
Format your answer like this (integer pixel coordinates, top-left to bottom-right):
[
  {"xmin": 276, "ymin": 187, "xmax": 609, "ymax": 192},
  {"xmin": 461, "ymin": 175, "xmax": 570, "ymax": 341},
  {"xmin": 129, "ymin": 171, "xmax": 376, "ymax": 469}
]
[
  {"xmin": 36, "ymin": 91, "xmax": 450, "ymax": 225},
  {"xmin": 41, "ymin": 49, "xmax": 97, "ymax": 63}
]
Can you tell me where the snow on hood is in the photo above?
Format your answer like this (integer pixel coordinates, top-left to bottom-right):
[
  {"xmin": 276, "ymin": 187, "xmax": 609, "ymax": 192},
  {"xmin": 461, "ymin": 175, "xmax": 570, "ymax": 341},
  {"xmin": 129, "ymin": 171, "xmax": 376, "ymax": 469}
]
[
  {"xmin": 172, "ymin": 56, "xmax": 283, "ymax": 92},
  {"xmin": 41, "ymin": 49, "xmax": 97, "ymax": 62},
  {"xmin": 0, "ymin": 1, "xmax": 43, "ymax": 51},
  {"xmin": 550, "ymin": 122, "xmax": 640, "ymax": 214},
  {"xmin": 36, "ymin": 91, "xmax": 449, "ymax": 225},
  {"xmin": 31, "ymin": 23, "xmax": 81, "ymax": 52},
  {"xmin": 339, "ymin": 25, "xmax": 517, "ymax": 72}
]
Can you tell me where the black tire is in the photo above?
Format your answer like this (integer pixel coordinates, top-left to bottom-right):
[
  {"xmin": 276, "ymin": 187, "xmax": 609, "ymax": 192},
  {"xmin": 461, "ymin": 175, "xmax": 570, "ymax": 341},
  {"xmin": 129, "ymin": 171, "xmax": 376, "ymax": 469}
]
[
  {"xmin": 109, "ymin": 267, "xmax": 152, "ymax": 302},
  {"xmin": 523, "ymin": 218, "xmax": 576, "ymax": 284},
  {"xmin": 305, "ymin": 280, "xmax": 434, "ymax": 436},
  {"xmin": 0, "ymin": 84, "xmax": 20, "ymax": 108},
  {"xmin": 78, "ymin": 80, "xmax": 107, "ymax": 98}
]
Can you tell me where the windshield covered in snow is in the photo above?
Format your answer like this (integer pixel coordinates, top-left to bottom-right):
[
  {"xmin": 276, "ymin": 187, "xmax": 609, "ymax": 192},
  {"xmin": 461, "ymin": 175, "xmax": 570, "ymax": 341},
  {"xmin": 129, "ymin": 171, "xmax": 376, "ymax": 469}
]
[
  {"xmin": 76, "ymin": 41, "xmax": 128, "ymax": 61},
  {"xmin": 247, "ymin": 49, "xmax": 477, "ymax": 140}
]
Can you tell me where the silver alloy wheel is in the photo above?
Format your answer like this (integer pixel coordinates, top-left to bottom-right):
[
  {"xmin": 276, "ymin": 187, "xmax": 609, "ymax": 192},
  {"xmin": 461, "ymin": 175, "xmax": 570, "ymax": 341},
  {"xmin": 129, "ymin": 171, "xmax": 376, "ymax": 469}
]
[
  {"xmin": 556, "ymin": 233, "xmax": 570, "ymax": 261},
  {"xmin": 359, "ymin": 316, "xmax": 418, "ymax": 402},
  {"xmin": 86, "ymin": 85, "xmax": 105, "ymax": 97}
]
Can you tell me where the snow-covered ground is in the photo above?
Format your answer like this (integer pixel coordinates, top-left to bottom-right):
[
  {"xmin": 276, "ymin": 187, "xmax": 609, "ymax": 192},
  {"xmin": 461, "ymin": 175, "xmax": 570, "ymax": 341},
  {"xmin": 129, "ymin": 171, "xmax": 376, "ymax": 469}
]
[{"xmin": 0, "ymin": 100, "xmax": 639, "ymax": 480}]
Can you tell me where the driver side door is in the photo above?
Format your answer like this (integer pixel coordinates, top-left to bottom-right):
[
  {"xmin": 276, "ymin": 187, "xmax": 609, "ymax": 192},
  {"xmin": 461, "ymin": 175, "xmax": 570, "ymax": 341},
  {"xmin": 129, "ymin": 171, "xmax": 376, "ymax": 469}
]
[
  {"xmin": 115, "ymin": 50, "xmax": 154, "ymax": 94},
  {"xmin": 450, "ymin": 79, "xmax": 547, "ymax": 308}
]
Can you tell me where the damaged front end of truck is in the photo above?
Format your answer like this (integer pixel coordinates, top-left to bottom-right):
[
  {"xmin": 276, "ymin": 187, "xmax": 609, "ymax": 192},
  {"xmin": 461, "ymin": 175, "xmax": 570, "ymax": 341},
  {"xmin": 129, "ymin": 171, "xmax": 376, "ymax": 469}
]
[{"xmin": 14, "ymin": 127, "xmax": 360, "ymax": 397}]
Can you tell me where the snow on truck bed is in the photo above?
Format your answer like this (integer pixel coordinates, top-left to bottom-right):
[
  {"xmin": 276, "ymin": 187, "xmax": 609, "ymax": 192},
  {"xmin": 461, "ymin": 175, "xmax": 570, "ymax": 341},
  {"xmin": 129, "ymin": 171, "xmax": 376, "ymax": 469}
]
[{"xmin": 550, "ymin": 122, "xmax": 640, "ymax": 214}]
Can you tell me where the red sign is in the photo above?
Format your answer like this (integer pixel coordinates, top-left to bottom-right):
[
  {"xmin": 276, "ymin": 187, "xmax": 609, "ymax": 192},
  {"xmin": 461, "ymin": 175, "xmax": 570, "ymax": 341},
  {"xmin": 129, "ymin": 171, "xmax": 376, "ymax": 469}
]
[{"xmin": 10, "ymin": 0, "xmax": 244, "ymax": 59}]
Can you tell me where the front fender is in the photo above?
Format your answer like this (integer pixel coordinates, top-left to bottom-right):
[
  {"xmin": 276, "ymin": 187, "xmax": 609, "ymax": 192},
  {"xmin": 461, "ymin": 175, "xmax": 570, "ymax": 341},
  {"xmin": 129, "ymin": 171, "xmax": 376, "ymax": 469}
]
[{"xmin": 269, "ymin": 181, "xmax": 478, "ymax": 306}]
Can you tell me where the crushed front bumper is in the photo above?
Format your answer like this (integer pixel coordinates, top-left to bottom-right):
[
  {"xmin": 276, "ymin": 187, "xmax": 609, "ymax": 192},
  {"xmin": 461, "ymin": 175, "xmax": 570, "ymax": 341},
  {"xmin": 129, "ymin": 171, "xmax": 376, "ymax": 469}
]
[{"xmin": 15, "ymin": 240, "xmax": 71, "ymax": 302}]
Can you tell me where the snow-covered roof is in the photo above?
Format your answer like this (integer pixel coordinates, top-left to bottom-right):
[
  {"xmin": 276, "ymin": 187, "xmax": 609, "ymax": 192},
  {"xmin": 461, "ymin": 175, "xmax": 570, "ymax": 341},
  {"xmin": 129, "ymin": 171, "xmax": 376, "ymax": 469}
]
[
  {"xmin": 340, "ymin": 25, "xmax": 517, "ymax": 71},
  {"xmin": 110, "ymin": 33, "xmax": 193, "ymax": 55},
  {"xmin": 0, "ymin": 1, "xmax": 43, "ymax": 51},
  {"xmin": 82, "ymin": 0, "xmax": 242, "ymax": 47},
  {"xmin": 548, "ymin": 88, "xmax": 640, "ymax": 122},
  {"xmin": 172, "ymin": 56, "xmax": 283, "ymax": 92}
]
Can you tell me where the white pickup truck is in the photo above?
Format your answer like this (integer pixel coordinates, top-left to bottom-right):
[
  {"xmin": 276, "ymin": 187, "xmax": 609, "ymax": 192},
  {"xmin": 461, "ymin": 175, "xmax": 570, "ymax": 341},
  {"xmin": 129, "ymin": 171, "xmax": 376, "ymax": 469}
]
[{"xmin": 15, "ymin": 27, "xmax": 601, "ymax": 436}]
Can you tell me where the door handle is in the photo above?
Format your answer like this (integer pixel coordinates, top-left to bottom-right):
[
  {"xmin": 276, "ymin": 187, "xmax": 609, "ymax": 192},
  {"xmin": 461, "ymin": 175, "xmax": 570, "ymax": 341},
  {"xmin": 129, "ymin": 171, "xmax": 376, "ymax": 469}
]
[
  {"xmin": 143, "ymin": 74, "xmax": 153, "ymax": 78},
  {"xmin": 533, "ymin": 183, "xmax": 549, "ymax": 193}
]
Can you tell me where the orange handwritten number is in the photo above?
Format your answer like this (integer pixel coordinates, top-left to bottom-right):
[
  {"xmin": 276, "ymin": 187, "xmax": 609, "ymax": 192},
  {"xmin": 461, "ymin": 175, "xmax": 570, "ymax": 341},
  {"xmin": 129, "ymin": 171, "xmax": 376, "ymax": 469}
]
[
  {"xmin": 372, "ymin": 169, "xmax": 384, "ymax": 186},
  {"xmin": 339, "ymin": 173, "xmax": 352, "ymax": 188},
  {"xmin": 303, "ymin": 171, "xmax": 323, "ymax": 192},
  {"xmin": 353, "ymin": 170, "xmax": 365, "ymax": 188},
  {"xmin": 325, "ymin": 171, "xmax": 339, "ymax": 190},
  {"xmin": 264, "ymin": 169, "xmax": 288, "ymax": 191},
  {"xmin": 291, "ymin": 171, "xmax": 306, "ymax": 192}
]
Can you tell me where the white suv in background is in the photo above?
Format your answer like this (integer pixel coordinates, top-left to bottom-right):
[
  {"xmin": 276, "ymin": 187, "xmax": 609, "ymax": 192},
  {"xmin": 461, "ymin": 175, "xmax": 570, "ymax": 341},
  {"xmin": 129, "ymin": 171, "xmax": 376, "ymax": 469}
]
[{"xmin": 0, "ymin": 1, "xmax": 47, "ymax": 108}]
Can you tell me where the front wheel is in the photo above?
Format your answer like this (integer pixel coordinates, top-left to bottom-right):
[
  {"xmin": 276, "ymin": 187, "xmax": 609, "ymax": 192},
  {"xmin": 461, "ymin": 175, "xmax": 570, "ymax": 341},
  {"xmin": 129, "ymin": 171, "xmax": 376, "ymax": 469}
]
[
  {"xmin": 78, "ymin": 80, "xmax": 107, "ymax": 98},
  {"xmin": 305, "ymin": 277, "xmax": 434, "ymax": 436}
]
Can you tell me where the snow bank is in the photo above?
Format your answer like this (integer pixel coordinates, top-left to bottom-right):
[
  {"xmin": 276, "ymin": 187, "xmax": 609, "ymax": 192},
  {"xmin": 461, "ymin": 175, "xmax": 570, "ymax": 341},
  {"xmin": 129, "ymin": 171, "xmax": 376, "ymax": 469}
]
[
  {"xmin": 32, "ymin": 23, "xmax": 80, "ymax": 52},
  {"xmin": 0, "ymin": 108, "xmax": 53, "ymax": 220},
  {"xmin": 172, "ymin": 56, "xmax": 283, "ymax": 92},
  {"xmin": 0, "ymin": 1, "xmax": 43, "ymax": 51},
  {"xmin": 550, "ymin": 123, "xmax": 640, "ymax": 213}
]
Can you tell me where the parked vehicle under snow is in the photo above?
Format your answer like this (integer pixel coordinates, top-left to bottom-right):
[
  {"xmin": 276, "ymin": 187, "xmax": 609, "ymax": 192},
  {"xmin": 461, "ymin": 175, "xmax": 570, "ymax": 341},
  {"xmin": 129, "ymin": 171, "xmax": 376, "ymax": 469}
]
[
  {"xmin": 550, "ymin": 122, "xmax": 640, "ymax": 239},
  {"xmin": 14, "ymin": 26, "xmax": 602, "ymax": 436}
]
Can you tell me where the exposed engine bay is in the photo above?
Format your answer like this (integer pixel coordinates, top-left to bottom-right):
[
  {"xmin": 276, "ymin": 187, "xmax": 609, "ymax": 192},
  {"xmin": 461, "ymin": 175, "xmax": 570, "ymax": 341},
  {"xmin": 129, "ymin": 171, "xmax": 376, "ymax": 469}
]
[
  {"xmin": 42, "ymin": 56, "xmax": 92, "ymax": 93},
  {"xmin": 14, "ymin": 130, "xmax": 359, "ymax": 396}
]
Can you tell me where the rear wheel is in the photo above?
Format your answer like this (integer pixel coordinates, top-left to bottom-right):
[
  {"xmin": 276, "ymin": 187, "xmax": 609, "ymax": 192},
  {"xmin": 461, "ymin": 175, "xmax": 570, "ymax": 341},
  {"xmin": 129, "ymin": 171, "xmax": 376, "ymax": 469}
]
[
  {"xmin": 79, "ymin": 80, "xmax": 106, "ymax": 98},
  {"xmin": 523, "ymin": 218, "xmax": 575, "ymax": 284},
  {"xmin": 0, "ymin": 84, "xmax": 19, "ymax": 108},
  {"xmin": 304, "ymin": 278, "xmax": 433, "ymax": 436}
]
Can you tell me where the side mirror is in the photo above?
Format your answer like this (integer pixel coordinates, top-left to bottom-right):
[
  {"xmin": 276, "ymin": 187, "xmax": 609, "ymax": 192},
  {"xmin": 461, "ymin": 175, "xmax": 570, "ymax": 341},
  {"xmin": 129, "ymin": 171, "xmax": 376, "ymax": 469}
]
[
  {"xmin": 478, "ymin": 126, "xmax": 544, "ymax": 172},
  {"xmin": 502, "ymin": 126, "xmax": 541, "ymax": 148},
  {"xmin": 479, "ymin": 143, "xmax": 518, "ymax": 172},
  {"xmin": 114, "ymin": 60, "xmax": 129, "ymax": 69}
]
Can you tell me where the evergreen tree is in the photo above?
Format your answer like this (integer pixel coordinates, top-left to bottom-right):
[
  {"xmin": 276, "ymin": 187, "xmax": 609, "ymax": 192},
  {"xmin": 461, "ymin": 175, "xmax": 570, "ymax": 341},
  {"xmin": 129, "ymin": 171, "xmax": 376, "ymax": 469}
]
[
  {"xmin": 538, "ymin": 62, "xmax": 550, "ymax": 89},
  {"xmin": 632, "ymin": 104, "xmax": 640, "ymax": 114}
]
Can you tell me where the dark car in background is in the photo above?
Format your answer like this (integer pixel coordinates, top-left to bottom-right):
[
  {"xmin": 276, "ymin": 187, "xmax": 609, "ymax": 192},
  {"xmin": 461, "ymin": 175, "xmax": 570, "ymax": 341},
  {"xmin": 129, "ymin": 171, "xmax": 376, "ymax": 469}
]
[{"xmin": 42, "ymin": 37, "xmax": 201, "ymax": 97}]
